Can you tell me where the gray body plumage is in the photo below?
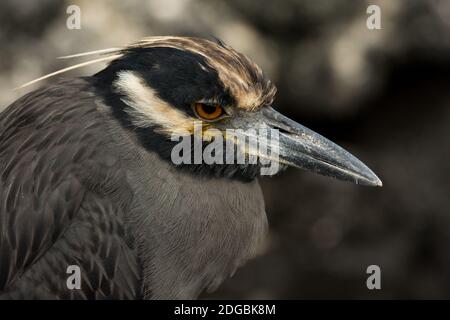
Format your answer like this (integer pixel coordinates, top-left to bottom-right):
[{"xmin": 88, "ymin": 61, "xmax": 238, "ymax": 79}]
[{"xmin": 0, "ymin": 78, "xmax": 267, "ymax": 299}]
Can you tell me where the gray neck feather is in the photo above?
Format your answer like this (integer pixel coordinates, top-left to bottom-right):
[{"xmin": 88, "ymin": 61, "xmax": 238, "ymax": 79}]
[{"xmin": 98, "ymin": 101, "xmax": 268, "ymax": 299}]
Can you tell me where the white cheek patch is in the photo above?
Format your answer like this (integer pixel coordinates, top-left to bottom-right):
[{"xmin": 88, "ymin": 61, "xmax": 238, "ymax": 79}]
[{"xmin": 113, "ymin": 71, "xmax": 194, "ymax": 136}]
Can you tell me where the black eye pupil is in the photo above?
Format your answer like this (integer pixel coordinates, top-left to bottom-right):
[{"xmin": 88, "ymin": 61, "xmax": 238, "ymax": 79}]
[{"xmin": 202, "ymin": 104, "xmax": 217, "ymax": 114}]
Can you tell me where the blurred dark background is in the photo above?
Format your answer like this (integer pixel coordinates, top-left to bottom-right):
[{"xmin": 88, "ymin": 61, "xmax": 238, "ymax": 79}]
[{"xmin": 1, "ymin": 0, "xmax": 450, "ymax": 299}]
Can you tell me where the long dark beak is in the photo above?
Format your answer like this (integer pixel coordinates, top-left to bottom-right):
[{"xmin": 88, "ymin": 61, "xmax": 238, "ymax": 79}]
[{"xmin": 261, "ymin": 107, "xmax": 382, "ymax": 187}]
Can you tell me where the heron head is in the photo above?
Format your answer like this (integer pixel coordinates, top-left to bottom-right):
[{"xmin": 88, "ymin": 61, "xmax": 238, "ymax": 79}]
[{"xmin": 94, "ymin": 36, "xmax": 381, "ymax": 186}]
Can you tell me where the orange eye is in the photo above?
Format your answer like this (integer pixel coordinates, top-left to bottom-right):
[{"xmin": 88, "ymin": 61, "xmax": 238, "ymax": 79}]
[{"xmin": 193, "ymin": 103, "xmax": 223, "ymax": 121}]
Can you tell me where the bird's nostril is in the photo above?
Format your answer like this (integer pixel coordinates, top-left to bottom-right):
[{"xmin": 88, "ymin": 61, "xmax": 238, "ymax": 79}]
[
  {"xmin": 271, "ymin": 125, "xmax": 291, "ymax": 135},
  {"xmin": 279, "ymin": 128, "xmax": 291, "ymax": 135}
]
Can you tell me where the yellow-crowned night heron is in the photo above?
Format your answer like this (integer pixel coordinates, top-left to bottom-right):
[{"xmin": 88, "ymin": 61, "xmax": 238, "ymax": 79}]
[{"xmin": 0, "ymin": 36, "xmax": 381, "ymax": 299}]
